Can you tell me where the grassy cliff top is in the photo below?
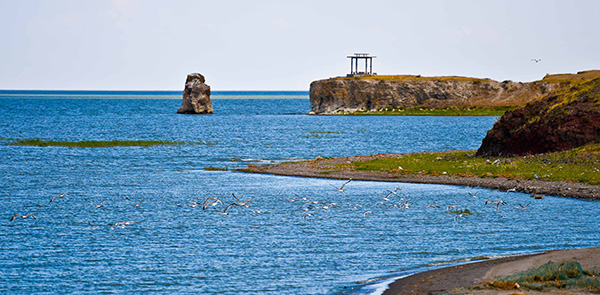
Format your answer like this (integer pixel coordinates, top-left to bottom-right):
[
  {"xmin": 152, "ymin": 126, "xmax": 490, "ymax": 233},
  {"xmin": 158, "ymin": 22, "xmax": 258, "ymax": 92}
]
[
  {"xmin": 335, "ymin": 75, "xmax": 491, "ymax": 83},
  {"xmin": 541, "ymin": 70, "xmax": 600, "ymax": 84},
  {"xmin": 329, "ymin": 70, "xmax": 600, "ymax": 84}
]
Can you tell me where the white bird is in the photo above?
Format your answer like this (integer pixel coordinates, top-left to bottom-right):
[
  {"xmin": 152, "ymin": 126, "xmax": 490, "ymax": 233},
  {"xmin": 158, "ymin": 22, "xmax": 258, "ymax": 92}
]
[
  {"xmin": 446, "ymin": 204, "xmax": 457, "ymax": 211},
  {"xmin": 202, "ymin": 197, "xmax": 223, "ymax": 210},
  {"xmin": 363, "ymin": 211, "xmax": 374, "ymax": 217},
  {"xmin": 125, "ymin": 196, "xmax": 145, "ymax": 207},
  {"xmin": 468, "ymin": 192, "xmax": 478, "ymax": 198},
  {"xmin": 425, "ymin": 204, "xmax": 441, "ymax": 208},
  {"xmin": 10, "ymin": 213, "xmax": 36, "ymax": 221},
  {"xmin": 485, "ymin": 199, "xmax": 507, "ymax": 209},
  {"xmin": 386, "ymin": 204, "xmax": 400, "ymax": 210},
  {"xmin": 454, "ymin": 213, "xmax": 465, "ymax": 222},
  {"xmin": 111, "ymin": 221, "xmax": 138, "ymax": 230},
  {"xmin": 215, "ymin": 204, "xmax": 235, "ymax": 215},
  {"xmin": 86, "ymin": 199, "xmax": 106, "ymax": 208},
  {"xmin": 232, "ymin": 193, "xmax": 253, "ymax": 207},
  {"xmin": 514, "ymin": 203, "xmax": 530, "ymax": 210},
  {"xmin": 87, "ymin": 221, "xmax": 99, "ymax": 230},
  {"xmin": 330, "ymin": 179, "xmax": 352, "ymax": 192},
  {"xmin": 50, "ymin": 193, "xmax": 68, "ymax": 203},
  {"xmin": 303, "ymin": 213, "xmax": 313, "ymax": 220},
  {"xmin": 378, "ymin": 192, "xmax": 391, "ymax": 201}
]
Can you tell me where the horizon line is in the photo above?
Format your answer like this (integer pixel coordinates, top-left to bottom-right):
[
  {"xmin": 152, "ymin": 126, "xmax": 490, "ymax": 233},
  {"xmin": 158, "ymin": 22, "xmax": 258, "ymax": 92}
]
[{"xmin": 0, "ymin": 89, "xmax": 309, "ymax": 92}]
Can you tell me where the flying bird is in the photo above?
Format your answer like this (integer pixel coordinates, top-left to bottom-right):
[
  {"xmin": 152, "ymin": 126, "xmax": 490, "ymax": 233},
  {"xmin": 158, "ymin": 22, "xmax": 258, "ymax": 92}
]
[
  {"xmin": 531, "ymin": 58, "xmax": 541, "ymax": 63},
  {"xmin": 10, "ymin": 213, "xmax": 36, "ymax": 221},
  {"xmin": 514, "ymin": 203, "xmax": 531, "ymax": 210},
  {"xmin": 87, "ymin": 221, "xmax": 100, "ymax": 230},
  {"xmin": 330, "ymin": 179, "xmax": 352, "ymax": 193},
  {"xmin": 86, "ymin": 199, "xmax": 106, "ymax": 208},
  {"xmin": 202, "ymin": 197, "xmax": 223, "ymax": 210},
  {"xmin": 454, "ymin": 213, "xmax": 466, "ymax": 223},
  {"xmin": 485, "ymin": 199, "xmax": 507, "ymax": 210},
  {"xmin": 363, "ymin": 211, "xmax": 374, "ymax": 217},
  {"xmin": 231, "ymin": 193, "xmax": 253, "ymax": 207},
  {"xmin": 111, "ymin": 221, "xmax": 138, "ymax": 230},
  {"xmin": 50, "ymin": 193, "xmax": 68, "ymax": 203},
  {"xmin": 215, "ymin": 204, "xmax": 235, "ymax": 215},
  {"xmin": 125, "ymin": 196, "xmax": 145, "ymax": 207}
]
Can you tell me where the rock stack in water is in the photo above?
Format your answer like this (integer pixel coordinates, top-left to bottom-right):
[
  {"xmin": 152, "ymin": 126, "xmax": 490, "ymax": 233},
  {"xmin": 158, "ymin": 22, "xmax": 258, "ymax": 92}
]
[{"xmin": 177, "ymin": 73, "xmax": 213, "ymax": 114}]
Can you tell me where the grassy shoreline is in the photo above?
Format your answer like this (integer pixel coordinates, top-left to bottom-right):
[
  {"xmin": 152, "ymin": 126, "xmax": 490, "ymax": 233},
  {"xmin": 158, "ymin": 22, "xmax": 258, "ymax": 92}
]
[
  {"xmin": 334, "ymin": 106, "xmax": 517, "ymax": 116},
  {"xmin": 352, "ymin": 143, "xmax": 600, "ymax": 185},
  {"xmin": 241, "ymin": 143, "xmax": 600, "ymax": 198}
]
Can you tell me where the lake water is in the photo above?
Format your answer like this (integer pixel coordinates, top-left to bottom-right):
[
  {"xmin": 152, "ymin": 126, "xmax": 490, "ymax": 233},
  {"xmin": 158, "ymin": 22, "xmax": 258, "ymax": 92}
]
[{"xmin": 1, "ymin": 91, "xmax": 599, "ymax": 294}]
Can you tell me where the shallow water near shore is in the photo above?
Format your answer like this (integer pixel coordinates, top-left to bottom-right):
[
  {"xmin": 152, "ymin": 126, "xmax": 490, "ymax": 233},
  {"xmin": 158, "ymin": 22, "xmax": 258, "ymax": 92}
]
[{"xmin": 1, "ymin": 92, "xmax": 599, "ymax": 294}]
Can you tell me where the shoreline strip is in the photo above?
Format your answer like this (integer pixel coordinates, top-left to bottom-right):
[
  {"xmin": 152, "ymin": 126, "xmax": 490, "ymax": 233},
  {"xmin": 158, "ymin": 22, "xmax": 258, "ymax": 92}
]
[{"xmin": 238, "ymin": 153, "xmax": 600, "ymax": 199}]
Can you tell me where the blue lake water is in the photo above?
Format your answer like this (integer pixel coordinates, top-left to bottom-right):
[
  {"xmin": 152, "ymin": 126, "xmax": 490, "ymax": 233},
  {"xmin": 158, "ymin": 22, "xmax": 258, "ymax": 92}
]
[{"xmin": 1, "ymin": 91, "xmax": 599, "ymax": 294}]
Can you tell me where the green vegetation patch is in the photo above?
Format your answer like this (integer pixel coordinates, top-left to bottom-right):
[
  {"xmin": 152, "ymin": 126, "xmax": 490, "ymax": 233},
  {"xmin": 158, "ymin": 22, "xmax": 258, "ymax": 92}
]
[
  {"xmin": 338, "ymin": 75, "xmax": 491, "ymax": 83},
  {"xmin": 481, "ymin": 261, "xmax": 600, "ymax": 292},
  {"xmin": 204, "ymin": 166, "xmax": 228, "ymax": 171},
  {"xmin": 339, "ymin": 106, "xmax": 517, "ymax": 116},
  {"xmin": 10, "ymin": 138, "xmax": 189, "ymax": 148},
  {"xmin": 352, "ymin": 143, "xmax": 600, "ymax": 185},
  {"xmin": 541, "ymin": 70, "xmax": 600, "ymax": 84},
  {"xmin": 307, "ymin": 130, "xmax": 341, "ymax": 134}
]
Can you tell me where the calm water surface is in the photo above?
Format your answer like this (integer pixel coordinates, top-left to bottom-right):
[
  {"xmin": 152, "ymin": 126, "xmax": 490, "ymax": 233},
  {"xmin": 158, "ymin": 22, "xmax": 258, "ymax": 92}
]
[{"xmin": 1, "ymin": 92, "xmax": 599, "ymax": 294}]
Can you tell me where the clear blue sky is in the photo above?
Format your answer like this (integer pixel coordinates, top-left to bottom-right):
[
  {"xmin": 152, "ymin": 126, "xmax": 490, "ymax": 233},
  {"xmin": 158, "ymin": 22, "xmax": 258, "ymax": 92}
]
[{"xmin": 1, "ymin": 0, "xmax": 599, "ymax": 90}]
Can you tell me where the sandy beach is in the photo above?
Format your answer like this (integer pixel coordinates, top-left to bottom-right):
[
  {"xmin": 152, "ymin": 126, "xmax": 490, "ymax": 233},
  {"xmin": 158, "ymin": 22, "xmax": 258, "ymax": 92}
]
[
  {"xmin": 240, "ymin": 152, "xmax": 600, "ymax": 200},
  {"xmin": 383, "ymin": 247, "xmax": 600, "ymax": 295}
]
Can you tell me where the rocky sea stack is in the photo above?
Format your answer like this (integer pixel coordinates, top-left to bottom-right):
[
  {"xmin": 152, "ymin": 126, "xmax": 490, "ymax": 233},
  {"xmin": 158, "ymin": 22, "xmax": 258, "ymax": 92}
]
[
  {"xmin": 477, "ymin": 71, "xmax": 600, "ymax": 156},
  {"xmin": 177, "ymin": 73, "xmax": 213, "ymax": 114}
]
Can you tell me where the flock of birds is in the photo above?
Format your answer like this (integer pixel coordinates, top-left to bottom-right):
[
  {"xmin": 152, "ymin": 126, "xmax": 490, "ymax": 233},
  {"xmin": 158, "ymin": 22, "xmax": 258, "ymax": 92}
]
[
  {"xmin": 8, "ymin": 192, "xmax": 149, "ymax": 230},
  {"xmin": 9, "ymin": 178, "xmax": 537, "ymax": 229},
  {"xmin": 291, "ymin": 179, "xmax": 535, "ymax": 223}
]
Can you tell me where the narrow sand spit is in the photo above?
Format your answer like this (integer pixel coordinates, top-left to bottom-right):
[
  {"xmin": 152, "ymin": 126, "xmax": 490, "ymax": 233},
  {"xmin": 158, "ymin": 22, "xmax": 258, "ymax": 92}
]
[
  {"xmin": 383, "ymin": 247, "xmax": 600, "ymax": 295},
  {"xmin": 239, "ymin": 152, "xmax": 600, "ymax": 199}
]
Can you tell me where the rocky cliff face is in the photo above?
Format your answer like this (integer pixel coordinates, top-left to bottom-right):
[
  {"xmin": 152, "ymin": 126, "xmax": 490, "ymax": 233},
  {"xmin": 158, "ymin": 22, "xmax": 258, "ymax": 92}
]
[
  {"xmin": 476, "ymin": 76, "xmax": 600, "ymax": 156},
  {"xmin": 177, "ymin": 73, "xmax": 213, "ymax": 114},
  {"xmin": 309, "ymin": 76, "xmax": 558, "ymax": 114}
]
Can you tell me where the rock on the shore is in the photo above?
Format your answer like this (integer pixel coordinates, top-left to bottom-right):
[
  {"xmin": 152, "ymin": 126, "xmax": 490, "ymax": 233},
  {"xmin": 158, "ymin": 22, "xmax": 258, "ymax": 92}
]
[
  {"xmin": 476, "ymin": 76, "xmax": 600, "ymax": 156},
  {"xmin": 309, "ymin": 76, "xmax": 557, "ymax": 114},
  {"xmin": 177, "ymin": 73, "xmax": 213, "ymax": 114}
]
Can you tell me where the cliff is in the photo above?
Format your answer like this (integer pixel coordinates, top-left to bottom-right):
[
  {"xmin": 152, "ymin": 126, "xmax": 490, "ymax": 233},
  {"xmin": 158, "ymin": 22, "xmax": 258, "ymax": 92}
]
[
  {"xmin": 476, "ymin": 73, "xmax": 600, "ymax": 156},
  {"xmin": 309, "ymin": 75, "xmax": 559, "ymax": 114},
  {"xmin": 177, "ymin": 73, "xmax": 213, "ymax": 114}
]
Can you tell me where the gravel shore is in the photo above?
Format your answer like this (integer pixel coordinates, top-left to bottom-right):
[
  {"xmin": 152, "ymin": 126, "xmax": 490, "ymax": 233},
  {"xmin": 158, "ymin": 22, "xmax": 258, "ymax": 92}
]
[{"xmin": 240, "ymin": 152, "xmax": 600, "ymax": 199}]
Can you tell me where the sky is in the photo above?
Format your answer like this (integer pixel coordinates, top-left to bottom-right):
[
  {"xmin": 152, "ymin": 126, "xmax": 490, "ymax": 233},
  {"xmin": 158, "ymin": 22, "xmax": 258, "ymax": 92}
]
[{"xmin": 1, "ymin": 0, "xmax": 599, "ymax": 91}]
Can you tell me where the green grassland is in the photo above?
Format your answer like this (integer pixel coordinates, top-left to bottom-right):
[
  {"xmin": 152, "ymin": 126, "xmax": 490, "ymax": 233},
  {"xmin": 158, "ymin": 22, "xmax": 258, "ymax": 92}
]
[
  {"xmin": 352, "ymin": 142, "xmax": 600, "ymax": 185},
  {"xmin": 339, "ymin": 74, "xmax": 491, "ymax": 83},
  {"xmin": 337, "ymin": 106, "xmax": 517, "ymax": 116}
]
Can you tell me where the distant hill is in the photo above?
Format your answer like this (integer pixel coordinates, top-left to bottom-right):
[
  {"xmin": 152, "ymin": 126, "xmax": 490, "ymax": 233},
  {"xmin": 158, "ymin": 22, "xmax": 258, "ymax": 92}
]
[
  {"xmin": 309, "ymin": 70, "xmax": 600, "ymax": 114},
  {"xmin": 477, "ymin": 72, "xmax": 600, "ymax": 156}
]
